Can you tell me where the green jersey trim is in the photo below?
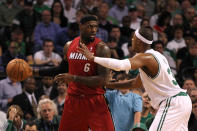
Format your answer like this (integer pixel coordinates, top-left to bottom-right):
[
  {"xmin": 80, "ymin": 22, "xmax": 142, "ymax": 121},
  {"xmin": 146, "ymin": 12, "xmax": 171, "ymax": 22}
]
[{"xmin": 145, "ymin": 53, "xmax": 161, "ymax": 79}]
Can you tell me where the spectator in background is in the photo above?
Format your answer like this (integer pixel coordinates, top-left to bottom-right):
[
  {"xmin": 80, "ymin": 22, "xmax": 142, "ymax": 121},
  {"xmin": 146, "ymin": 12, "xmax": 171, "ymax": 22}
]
[
  {"xmin": 180, "ymin": 0, "xmax": 192, "ymax": 14},
  {"xmin": 122, "ymin": 42, "xmax": 135, "ymax": 59},
  {"xmin": 149, "ymin": 11, "xmax": 159, "ymax": 28},
  {"xmin": 182, "ymin": 7, "xmax": 196, "ymax": 32},
  {"xmin": 13, "ymin": 0, "xmax": 41, "ymax": 43},
  {"xmin": 182, "ymin": 78, "xmax": 196, "ymax": 93},
  {"xmin": 55, "ymin": 22, "xmax": 79, "ymax": 55},
  {"xmin": 0, "ymin": 77, "xmax": 22, "ymax": 112},
  {"xmin": 140, "ymin": 92, "xmax": 153, "ymax": 124},
  {"xmin": 50, "ymin": 1, "xmax": 68, "ymax": 28},
  {"xmin": 190, "ymin": 15, "xmax": 197, "ymax": 39},
  {"xmin": 136, "ymin": 4, "xmax": 145, "ymax": 19},
  {"xmin": 109, "ymin": 25, "xmax": 129, "ymax": 48},
  {"xmin": 105, "ymin": 73, "xmax": 142, "ymax": 131},
  {"xmin": 106, "ymin": 37, "xmax": 124, "ymax": 59},
  {"xmin": 128, "ymin": 5, "xmax": 141, "ymax": 30},
  {"xmin": 108, "ymin": 0, "xmax": 128, "ymax": 24},
  {"xmin": 179, "ymin": 42, "xmax": 197, "ymax": 77},
  {"xmin": 188, "ymin": 99, "xmax": 197, "ymax": 131},
  {"xmin": 53, "ymin": 83, "xmax": 67, "ymax": 115},
  {"xmin": 132, "ymin": 0, "xmax": 155, "ymax": 18},
  {"xmin": 167, "ymin": 25, "xmax": 186, "ymax": 55},
  {"xmin": 120, "ymin": 15, "xmax": 134, "ymax": 40},
  {"xmin": 75, "ymin": 8, "xmax": 88, "ymax": 24},
  {"xmin": 0, "ymin": 0, "xmax": 22, "ymax": 41},
  {"xmin": 1, "ymin": 41, "xmax": 26, "ymax": 70},
  {"xmin": 33, "ymin": 9, "xmax": 61, "ymax": 52},
  {"xmin": 156, "ymin": 32, "xmax": 169, "ymax": 47},
  {"xmin": 35, "ymin": 98, "xmax": 61, "ymax": 131},
  {"xmin": 36, "ymin": 76, "xmax": 58, "ymax": 100},
  {"xmin": 165, "ymin": 0, "xmax": 180, "ymax": 16},
  {"xmin": 63, "ymin": 0, "xmax": 76, "ymax": 23},
  {"xmin": 5, "ymin": 27, "xmax": 34, "ymax": 64},
  {"xmin": 6, "ymin": 105, "xmax": 26, "ymax": 131},
  {"xmin": 171, "ymin": 14, "xmax": 183, "ymax": 27},
  {"xmin": 152, "ymin": 40, "xmax": 177, "ymax": 75},
  {"xmin": 140, "ymin": 18, "xmax": 150, "ymax": 28},
  {"xmin": 176, "ymin": 32, "xmax": 195, "ymax": 72},
  {"xmin": 97, "ymin": 2, "xmax": 116, "ymax": 33},
  {"xmin": 23, "ymin": 121, "xmax": 38, "ymax": 131},
  {"xmin": 80, "ymin": 0, "xmax": 94, "ymax": 12},
  {"xmin": 189, "ymin": 88, "xmax": 197, "ymax": 102},
  {"xmin": 11, "ymin": 77, "xmax": 41, "ymax": 120},
  {"xmin": 153, "ymin": 11, "xmax": 172, "ymax": 41},
  {"xmin": 34, "ymin": 39, "xmax": 62, "ymax": 67},
  {"xmin": 145, "ymin": 106, "xmax": 158, "ymax": 130},
  {"xmin": 34, "ymin": 0, "xmax": 50, "ymax": 14},
  {"xmin": 96, "ymin": 27, "xmax": 109, "ymax": 43}
]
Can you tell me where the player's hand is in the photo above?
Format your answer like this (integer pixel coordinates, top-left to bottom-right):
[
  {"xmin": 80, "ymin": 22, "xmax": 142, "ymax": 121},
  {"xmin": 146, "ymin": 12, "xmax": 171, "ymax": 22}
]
[
  {"xmin": 77, "ymin": 43, "xmax": 94, "ymax": 61},
  {"xmin": 54, "ymin": 73, "xmax": 74, "ymax": 84}
]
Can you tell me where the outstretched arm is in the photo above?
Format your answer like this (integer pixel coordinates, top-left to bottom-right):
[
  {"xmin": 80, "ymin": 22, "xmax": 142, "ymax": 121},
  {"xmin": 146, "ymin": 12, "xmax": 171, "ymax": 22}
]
[
  {"xmin": 106, "ymin": 75, "xmax": 142, "ymax": 89},
  {"xmin": 78, "ymin": 43, "xmax": 132, "ymax": 71},
  {"xmin": 78, "ymin": 43, "xmax": 147, "ymax": 71},
  {"xmin": 78, "ymin": 43, "xmax": 158, "ymax": 76}
]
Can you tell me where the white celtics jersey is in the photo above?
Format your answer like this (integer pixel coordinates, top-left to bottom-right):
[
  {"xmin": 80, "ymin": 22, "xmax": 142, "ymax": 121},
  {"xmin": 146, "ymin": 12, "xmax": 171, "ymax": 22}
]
[{"xmin": 139, "ymin": 49, "xmax": 185, "ymax": 109}]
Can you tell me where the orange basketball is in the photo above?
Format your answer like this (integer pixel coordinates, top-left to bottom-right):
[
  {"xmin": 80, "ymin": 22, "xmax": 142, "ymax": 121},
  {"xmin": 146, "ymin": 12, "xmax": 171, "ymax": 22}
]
[{"xmin": 6, "ymin": 59, "xmax": 31, "ymax": 82}]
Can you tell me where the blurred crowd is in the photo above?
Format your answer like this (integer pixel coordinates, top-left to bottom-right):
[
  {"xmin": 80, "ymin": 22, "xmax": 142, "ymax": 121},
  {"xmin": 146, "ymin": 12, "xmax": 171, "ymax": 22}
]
[{"xmin": 0, "ymin": 0, "xmax": 197, "ymax": 130}]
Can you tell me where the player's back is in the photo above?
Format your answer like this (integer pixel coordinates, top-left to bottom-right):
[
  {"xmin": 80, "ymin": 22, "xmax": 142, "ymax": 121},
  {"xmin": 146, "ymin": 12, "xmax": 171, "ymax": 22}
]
[
  {"xmin": 67, "ymin": 37, "xmax": 105, "ymax": 95},
  {"xmin": 139, "ymin": 49, "xmax": 186, "ymax": 109}
]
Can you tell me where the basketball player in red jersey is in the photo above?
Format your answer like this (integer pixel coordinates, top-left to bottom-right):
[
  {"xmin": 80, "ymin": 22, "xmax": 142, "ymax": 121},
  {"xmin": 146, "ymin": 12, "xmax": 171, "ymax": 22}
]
[{"xmin": 54, "ymin": 15, "xmax": 115, "ymax": 131}]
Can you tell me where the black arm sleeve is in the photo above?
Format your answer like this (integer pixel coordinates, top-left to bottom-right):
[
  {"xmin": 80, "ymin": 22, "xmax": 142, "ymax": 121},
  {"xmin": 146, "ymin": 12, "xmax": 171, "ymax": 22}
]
[{"xmin": 38, "ymin": 60, "xmax": 68, "ymax": 77}]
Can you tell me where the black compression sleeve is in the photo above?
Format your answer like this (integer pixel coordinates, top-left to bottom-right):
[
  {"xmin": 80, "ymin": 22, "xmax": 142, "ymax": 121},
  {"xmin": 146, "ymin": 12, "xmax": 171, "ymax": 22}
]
[{"xmin": 38, "ymin": 60, "xmax": 68, "ymax": 77}]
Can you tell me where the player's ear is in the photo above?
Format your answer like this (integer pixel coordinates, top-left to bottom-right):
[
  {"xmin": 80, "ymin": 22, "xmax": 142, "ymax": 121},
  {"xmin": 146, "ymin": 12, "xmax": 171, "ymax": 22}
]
[{"xmin": 79, "ymin": 23, "xmax": 83, "ymax": 31}]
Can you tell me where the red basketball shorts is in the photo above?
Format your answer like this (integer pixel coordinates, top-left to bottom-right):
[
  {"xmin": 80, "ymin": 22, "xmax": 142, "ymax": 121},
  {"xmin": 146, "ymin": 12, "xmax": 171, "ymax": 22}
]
[{"xmin": 58, "ymin": 94, "xmax": 115, "ymax": 131}]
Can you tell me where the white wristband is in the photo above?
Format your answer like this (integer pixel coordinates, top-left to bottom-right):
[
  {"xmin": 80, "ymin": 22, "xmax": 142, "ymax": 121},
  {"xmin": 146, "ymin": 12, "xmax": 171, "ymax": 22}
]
[{"xmin": 94, "ymin": 57, "xmax": 131, "ymax": 71}]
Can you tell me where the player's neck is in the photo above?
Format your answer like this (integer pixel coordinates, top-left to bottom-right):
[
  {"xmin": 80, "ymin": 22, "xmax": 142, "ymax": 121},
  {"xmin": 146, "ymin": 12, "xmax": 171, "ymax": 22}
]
[
  {"xmin": 140, "ymin": 45, "xmax": 150, "ymax": 53},
  {"xmin": 80, "ymin": 37, "xmax": 94, "ymax": 45}
]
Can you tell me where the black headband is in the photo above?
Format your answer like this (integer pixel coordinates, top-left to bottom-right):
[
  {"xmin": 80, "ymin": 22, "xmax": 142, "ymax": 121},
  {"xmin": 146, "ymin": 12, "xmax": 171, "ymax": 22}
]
[{"xmin": 80, "ymin": 15, "xmax": 98, "ymax": 24}]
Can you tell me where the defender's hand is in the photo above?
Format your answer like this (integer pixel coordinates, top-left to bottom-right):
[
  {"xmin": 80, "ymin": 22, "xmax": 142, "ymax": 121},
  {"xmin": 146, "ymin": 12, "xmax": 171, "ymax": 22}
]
[{"xmin": 78, "ymin": 43, "xmax": 95, "ymax": 61}]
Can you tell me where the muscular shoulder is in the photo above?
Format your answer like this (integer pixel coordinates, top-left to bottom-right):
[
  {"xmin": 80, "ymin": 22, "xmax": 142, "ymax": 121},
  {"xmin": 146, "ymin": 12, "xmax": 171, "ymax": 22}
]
[
  {"xmin": 96, "ymin": 42, "xmax": 111, "ymax": 58},
  {"xmin": 132, "ymin": 53, "xmax": 154, "ymax": 63},
  {"xmin": 63, "ymin": 41, "xmax": 72, "ymax": 60},
  {"xmin": 130, "ymin": 53, "xmax": 156, "ymax": 69}
]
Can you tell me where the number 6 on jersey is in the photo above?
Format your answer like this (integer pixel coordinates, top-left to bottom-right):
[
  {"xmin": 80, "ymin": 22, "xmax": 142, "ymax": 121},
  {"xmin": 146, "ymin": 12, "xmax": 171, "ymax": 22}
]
[{"xmin": 84, "ymin": 63, "xmax": 90, "ymax": 72}]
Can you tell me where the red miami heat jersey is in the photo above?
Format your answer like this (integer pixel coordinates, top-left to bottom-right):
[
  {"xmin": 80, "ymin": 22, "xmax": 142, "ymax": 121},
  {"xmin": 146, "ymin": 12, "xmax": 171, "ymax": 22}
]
[{"xmin": 67, "ymin": 37, "xmax": 105, "ymax": 95}]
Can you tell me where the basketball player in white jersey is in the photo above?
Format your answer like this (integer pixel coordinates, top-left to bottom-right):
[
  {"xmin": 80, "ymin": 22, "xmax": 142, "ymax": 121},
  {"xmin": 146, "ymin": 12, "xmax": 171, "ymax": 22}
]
[{"xmin": 78, "ymin": 26, "xmax": 192, "ymax": 131}]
